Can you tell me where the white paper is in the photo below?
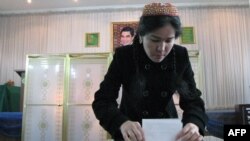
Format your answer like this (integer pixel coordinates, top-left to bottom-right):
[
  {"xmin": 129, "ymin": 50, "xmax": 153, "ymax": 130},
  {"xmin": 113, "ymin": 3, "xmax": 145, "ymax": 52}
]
[{"xmin": 142, "ymin": 119, "xmax": 182, "ymax": 141}]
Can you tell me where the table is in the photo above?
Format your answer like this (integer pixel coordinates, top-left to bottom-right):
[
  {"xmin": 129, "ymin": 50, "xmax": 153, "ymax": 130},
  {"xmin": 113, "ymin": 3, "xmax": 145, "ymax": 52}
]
[
  {"xmin": 0, "ymin": 85, "xmax": 20, "ymax": 112},
  {"xmin": 206, "ymin": 109, "xmax": 239, "ymax": 139},
  {"xmin": 0, "ymin": 112, "xmax": 22, "ymax": 139}
]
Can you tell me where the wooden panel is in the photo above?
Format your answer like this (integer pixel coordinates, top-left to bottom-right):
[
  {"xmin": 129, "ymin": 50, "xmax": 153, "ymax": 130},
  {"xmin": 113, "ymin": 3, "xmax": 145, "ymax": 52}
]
[
  {"xmin": 23, "ymin": 106, "xmax": 63, "ymax": 141},
  {"xmin": 22, "ymin": 53, "xmax": 111, "ymax": 141},
  {"xmin": 68, "ymin": 58, "xmax": 107, "ymax": 104},
  {"xmin": 66, "ymin": 106, "xmax": 107, "ymax": 141}
]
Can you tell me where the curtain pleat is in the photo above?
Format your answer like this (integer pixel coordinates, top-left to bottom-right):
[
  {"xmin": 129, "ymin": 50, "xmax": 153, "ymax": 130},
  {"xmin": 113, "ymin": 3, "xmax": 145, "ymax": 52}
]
[{"xmin": 0, "ymin": 7, "xmax": 249, "ymax": 110}]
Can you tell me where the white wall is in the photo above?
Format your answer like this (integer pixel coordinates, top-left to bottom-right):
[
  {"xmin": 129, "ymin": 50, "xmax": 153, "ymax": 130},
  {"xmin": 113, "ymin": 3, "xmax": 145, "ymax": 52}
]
[{"xmin": 0, "ymin": 6, "xmax": 250, "ymax": 108}]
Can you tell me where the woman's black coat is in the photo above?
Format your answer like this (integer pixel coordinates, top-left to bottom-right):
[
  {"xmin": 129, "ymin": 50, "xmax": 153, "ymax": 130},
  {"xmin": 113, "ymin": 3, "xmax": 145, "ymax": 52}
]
[{"xmin": 92, "ymin": 44, "xmax": 208, "ymax": 140}]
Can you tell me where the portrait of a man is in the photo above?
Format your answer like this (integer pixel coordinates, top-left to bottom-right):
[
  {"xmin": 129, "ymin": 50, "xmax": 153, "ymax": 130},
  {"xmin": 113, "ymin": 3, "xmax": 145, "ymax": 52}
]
[
  {"xmin": 120, "ymin": 26, "xmax": 135, "ymax": 46},
  {"xmin": 112, "ymin": 22, "xmax": 138, "ymax": 51}
]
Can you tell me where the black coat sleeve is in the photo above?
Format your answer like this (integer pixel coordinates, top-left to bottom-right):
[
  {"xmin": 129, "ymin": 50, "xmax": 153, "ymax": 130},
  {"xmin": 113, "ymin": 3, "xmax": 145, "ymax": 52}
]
[
  {"xmin": 92, "ymin": 50, "xmax": 129, "ymax": 137},
  {"xmin": 177, "ymin": 47, "xmax": 208, "ymax": 135}
]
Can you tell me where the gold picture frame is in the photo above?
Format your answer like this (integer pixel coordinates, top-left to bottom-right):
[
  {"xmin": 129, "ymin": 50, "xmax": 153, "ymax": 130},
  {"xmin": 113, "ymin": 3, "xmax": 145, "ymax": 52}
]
[
  {"xmin": 85, "ymin": 32, "xmax": 100, "ymax": 47},
  {"xmin": 111, "ymin": 21, "xmax": 138, "ymax": 51},
  {"xmin": 180, "ymin": 27, "xmax": 195, "ymax": 44}
]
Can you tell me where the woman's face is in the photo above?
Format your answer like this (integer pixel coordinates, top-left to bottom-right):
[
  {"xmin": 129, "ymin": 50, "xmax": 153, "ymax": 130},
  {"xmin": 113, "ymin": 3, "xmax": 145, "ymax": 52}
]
[{"xmin": 141, "ymin": 24, "xmax": 176, "ymax": 63}]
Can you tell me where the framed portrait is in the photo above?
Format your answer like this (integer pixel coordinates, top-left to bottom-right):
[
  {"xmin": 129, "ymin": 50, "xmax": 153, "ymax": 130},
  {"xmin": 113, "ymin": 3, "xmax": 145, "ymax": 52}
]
[
  {"xmin": 180, "ymin": 27, "xmax": 195, "ymax": 44},
  {"xmin": 111, "ymin": 21, "xmax": 138, "ymax": 51},
  {"xmin": 85, "ymin": 33, "xmax": 100, "ymax": 47}
]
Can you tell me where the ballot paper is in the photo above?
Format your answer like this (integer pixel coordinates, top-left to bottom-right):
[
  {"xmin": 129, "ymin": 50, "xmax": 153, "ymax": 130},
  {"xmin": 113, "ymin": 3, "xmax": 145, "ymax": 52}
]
[{"xmin": 142, "ymin": 119, "xmax": 182, "ymax": 141}]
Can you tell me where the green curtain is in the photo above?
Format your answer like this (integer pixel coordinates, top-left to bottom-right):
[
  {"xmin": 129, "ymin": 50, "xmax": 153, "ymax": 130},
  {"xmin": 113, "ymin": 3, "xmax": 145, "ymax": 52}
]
[{"xmin": 0, "ymin": 84, "xmax": 20, "ymax": 112}]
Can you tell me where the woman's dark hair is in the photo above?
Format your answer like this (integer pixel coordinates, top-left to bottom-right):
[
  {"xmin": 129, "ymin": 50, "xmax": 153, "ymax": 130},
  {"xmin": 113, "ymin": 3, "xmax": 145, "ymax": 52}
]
[
  {"xmin": 132, "ymin": 15, "xmax": 199, "ymax": 100},
  {"xmin": 131, "ymin": 15, "xmax": 182, "ymax": 100},
  {"xmin": 132, "ymin": 15, "xmax": 182, "ymax": 48}
]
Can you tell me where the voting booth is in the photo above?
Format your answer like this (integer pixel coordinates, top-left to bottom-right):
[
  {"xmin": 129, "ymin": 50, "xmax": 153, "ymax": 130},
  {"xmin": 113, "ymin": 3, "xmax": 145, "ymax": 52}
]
[{"xmin": 21, "ymin": 53, "xmax": 112, "ymax": 141}]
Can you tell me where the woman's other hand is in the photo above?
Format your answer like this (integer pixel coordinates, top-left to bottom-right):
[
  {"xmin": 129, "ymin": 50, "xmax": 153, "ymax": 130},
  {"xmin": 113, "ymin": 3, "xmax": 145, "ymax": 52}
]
[
  {"xmin": 176, "ymin": 123, "xmax": 203, "ymax": 141},
  {"xmin": 120, "ymin": 120, "xmax": 145, "ymax": 141}
]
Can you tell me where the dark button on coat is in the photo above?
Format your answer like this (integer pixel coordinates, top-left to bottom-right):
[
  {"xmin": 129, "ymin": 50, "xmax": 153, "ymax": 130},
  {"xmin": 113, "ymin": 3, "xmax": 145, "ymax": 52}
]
[{"xmin": 92, "ymin": 44, "xmax": 208, "ymax": 140}]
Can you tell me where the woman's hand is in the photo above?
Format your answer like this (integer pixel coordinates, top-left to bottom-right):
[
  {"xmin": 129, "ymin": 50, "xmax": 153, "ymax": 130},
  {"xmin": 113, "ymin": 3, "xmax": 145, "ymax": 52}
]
[
  {"xmin": 176, "ymin": 123, "xmax": 203, "ymax": 141},
  {"xmin": 120, "ymin": 120, "xmax": 145, "ymax": 141}
]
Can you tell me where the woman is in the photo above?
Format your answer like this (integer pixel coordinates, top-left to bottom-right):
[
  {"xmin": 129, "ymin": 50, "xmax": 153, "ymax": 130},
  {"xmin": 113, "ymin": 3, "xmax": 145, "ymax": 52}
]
[{"xmin": 92, "ymin": 2, "xmax": 208, "ymax": 141}]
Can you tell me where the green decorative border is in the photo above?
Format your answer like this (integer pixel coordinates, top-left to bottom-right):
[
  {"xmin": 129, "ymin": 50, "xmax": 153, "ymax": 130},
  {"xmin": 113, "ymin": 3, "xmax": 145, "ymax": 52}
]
[
  {"xmin": 85, "ymin": 33, "xmax": 100, "ymax": 47},
  {"xmin": 180, "ymin": 27, "xmax": 195, "ymax": 44}
]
